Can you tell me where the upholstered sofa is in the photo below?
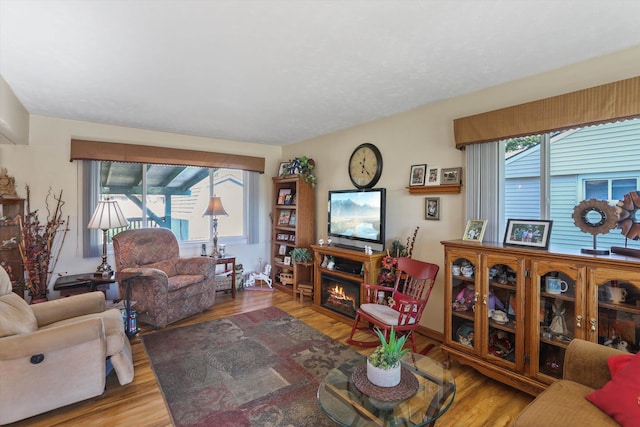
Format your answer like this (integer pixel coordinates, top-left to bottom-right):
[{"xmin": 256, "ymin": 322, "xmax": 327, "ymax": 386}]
[
  {"xmin": 511, "ymin": 339, "xmax": 625, "ymax": 426},
  {"xmin": 112, "ymin": 228, "xmax": 218, "ymax": 328},
  {"xmin": 0, "ymin": 267, "xmax": 133, "ymax": 425}
]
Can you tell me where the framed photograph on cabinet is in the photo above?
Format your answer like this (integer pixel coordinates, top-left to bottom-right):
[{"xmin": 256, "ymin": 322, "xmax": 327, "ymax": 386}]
[
  {"xmin": 463, "ymin": 219, "xmax": 487, "ymax": 242},
  {"xmin": 288, "ymin": 213, "xmax": 297, "ymax": 226},
  {"xmin": 409, "ymin": 164, "xmax": 427, "ymax": 186},
  {"xmin": 503, "ymin": 219, "xmax": 553, "ymax": 249},
  {"xmin": 426, "ymin": 166, "xmax": 440, "ymax": 186},
  {"xmin": 425, "ymin": 197, "xmax": 440, "ymax": 220},
  {"xmin": 283, "ymin": 256, "xmax": 292, "ymax": 266},
  {"xmin": 441, "ymin": 167, "xmax": 462, "ymax": 185},
  {"xmin": 289, "ymin": 234, "xmax": 296, "ymax": 242},
  {"xmin": 278, "ymin": 244, "xmax": 287, "ymax": 256}
]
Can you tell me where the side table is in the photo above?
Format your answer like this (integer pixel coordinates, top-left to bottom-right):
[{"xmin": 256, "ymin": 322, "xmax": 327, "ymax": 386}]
[
  {"xmin": 213, "ymin": 255, "xmax": 236, "ymax": 298},
  {"xmin": 54, "ymin": 273, "xmax": 115, "ymax": 297}
]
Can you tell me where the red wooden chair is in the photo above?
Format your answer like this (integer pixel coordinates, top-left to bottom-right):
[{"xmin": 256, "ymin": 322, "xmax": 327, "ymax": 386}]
[{"xmin": 346, "ymin": 257, "xmax": 439, "ymax": 353}]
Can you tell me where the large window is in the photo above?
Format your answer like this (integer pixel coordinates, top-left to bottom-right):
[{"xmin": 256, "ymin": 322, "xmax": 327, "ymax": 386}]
[
  {"xmin": 84, "ymin": 161, "xmax": 257, "ymax": 256},
  {"xmin": 504, "ymin": 118, "xmax": 640, "ymax": 250}
]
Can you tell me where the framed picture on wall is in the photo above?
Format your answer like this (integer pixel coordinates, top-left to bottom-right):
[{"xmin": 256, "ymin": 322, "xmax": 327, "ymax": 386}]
[
  {"xmin": 425, "ymin": 197, "xmax": 440, "ymax": 220},
  {"xmin": 441, "ymin": 167, "xmax": 462, "ymax": 184},
  {"xmin": 426, "ymin": 166, "xmax": 440, "ymax": 186},
  {"xmin": 409, "ymin": 164, "xmax": 427, "ymax": 186}
]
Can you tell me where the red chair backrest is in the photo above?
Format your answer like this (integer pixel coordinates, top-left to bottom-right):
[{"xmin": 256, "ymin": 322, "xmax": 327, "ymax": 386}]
[{"xmin": 393, "ymin": 257, "xmax": 439, "ymax": 302}]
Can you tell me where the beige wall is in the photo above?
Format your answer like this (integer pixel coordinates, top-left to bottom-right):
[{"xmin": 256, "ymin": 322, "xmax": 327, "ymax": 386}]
[
  {"xmin": 284, "ymin": 45, "xmax": 640, "ymax": 334},
  {"xmin": 2, "ymin": 44, "xmax": 639, "ymax": 328},
  {"xmin": 0, "ymin": 115, "xmax": 281, "ymax": 298}
]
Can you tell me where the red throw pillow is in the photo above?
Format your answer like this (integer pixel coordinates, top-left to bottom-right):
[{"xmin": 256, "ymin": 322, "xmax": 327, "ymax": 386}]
[
  {"xmin": 608, "ymin": 354, "xmax": 635, "ymax": 377},
  {"xmin": 586, "ymin": 352, "xmax": 640, "ymax": 426}
]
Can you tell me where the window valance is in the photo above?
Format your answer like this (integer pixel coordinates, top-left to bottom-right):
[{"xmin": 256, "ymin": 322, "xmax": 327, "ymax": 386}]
[
  {"xmin": 453, "ymin": 76, "xmax": 640, "ymax": 149},
  {"xmin": 70, "ymin": 139, "xmax": 265, "ymax": 173}
]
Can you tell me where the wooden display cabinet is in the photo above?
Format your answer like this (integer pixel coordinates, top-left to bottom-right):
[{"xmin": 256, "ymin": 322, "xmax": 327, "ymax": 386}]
[
  {"xmin": 270, "ymin": 175, "xmax": 315, "ymax": 295},
  {"xmin": 442, "ymin": 239, "xmax": 640, "ymax": 396},
  {"xmin": 0, "ymin": 198, "xmax": 25, "ymax": 298}
]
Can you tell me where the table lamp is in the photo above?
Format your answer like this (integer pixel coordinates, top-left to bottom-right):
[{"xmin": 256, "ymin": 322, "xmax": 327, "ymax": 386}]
[
  {"xmin": 88, "ymin": 199, "xmax": 129, "ymax": 275},
  {"xmin": 203, "ymin": 196, "xmax": 228, "ymax": 257}
]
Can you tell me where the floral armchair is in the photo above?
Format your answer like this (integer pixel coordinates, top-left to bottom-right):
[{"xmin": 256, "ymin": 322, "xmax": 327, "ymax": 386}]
[{"xmin": 112, "ymin": 228, "xmax": 218, "ymax": 328}]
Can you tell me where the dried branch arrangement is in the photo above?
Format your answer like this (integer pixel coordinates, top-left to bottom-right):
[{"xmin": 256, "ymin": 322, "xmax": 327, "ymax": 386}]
[{"xmin": 18, "ymin": 186, "xmax": 69, "ymax": 298}]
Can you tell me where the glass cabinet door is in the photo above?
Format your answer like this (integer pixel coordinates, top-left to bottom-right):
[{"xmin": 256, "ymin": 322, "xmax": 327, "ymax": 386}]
[
  {"xmin": 530, "ymin": 261, "xmax": 585, "ymax": 383},
  {"xmin": 449, "ymin": 253, "xmax": 479, "ymax": 355},
  {"xmin": 481, "ymin": 254, "xmax": 525, "ymax": 371},
  {"xmin": 589, "ymin": 267, "xmax": 640, "ymax": 355}
]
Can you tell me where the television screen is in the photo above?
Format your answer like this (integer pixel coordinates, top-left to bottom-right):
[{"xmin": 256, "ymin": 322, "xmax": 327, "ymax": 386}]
[{"xmin": 327, "ymin": 188, "xmax": 386, "ymax": 251}]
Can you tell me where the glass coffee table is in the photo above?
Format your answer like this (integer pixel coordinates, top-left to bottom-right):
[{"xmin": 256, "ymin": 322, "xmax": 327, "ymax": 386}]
[{"xmin": 318, "ymin": 352, "xmax": 455, "ymax": 427}]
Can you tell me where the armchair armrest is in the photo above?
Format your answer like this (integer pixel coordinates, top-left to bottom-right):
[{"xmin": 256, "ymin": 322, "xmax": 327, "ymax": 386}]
[
  {"xmin": 174, "ymin": 257, "xmax": 217, "ymax": 277},
  {"xmin": 0, "ymin": 317, "xmax": 105, "ymax": 360},
  {"xmin": 563, "ymin": 338, "xmax": 625, "ymax": 390},
  {"xmin": 31, "ymin": 292, "xmax": 105, "ymax": 327}
]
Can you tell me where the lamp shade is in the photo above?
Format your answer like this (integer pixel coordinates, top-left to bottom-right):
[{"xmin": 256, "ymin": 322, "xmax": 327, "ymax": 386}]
[
  {"xmin": 202, "ymin": 196, "xmax": 228, "ymax": 217},
  {"xmin": 88, "ymin": 199, "xmax": 130, "ymax": 230}
]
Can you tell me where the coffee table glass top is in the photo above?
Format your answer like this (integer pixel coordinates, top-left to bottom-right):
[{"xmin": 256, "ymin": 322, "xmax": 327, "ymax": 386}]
[{"xmin": 318, "ymin": 352, "xmax": 455, "ymax": 427}]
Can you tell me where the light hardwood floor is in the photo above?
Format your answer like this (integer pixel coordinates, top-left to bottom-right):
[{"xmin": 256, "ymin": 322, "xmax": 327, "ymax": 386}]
[{"xmin": 10, "ymin": 289, "xmax": 533, "ymax": 427}]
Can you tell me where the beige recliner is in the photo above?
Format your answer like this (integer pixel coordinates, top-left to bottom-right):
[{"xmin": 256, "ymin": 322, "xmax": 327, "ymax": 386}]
[{"xmin": 0, "ymin": 267, "xmax": 134, "ymax": 425}]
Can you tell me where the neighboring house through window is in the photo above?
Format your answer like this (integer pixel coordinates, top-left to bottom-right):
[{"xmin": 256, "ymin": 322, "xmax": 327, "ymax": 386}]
[{"xmin": 504, "ymin": 118, "xmax": 640, "ymax": 251}]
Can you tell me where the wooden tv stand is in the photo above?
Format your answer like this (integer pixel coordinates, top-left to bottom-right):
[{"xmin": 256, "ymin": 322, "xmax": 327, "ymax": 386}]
[{"xmin": 310, "ymin": 245, "xmax": 384, "ymax": 324}]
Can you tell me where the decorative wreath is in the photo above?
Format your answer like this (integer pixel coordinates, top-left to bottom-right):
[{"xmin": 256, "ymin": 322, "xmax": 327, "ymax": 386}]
[
  {"xmin": 571, "ymin": 199, "xmax": 618, "ymax": 236},
  {"xmin": 616, "ymin": 191, "xmax": 640, "ymax": 240}
]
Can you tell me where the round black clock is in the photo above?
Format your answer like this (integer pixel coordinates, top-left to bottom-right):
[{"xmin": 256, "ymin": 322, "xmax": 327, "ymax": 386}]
[{"xmin": 348, "ymin": 143, "xmax": 383, "ymax": 189}]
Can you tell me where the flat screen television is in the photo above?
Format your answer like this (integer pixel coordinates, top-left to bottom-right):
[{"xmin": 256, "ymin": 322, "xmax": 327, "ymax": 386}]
[{"xmin": 327, "ymin": 188, "xmax": 386, "ymax": 252}]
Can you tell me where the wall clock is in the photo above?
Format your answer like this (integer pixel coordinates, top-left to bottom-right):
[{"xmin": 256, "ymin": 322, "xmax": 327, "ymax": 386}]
[{"xmin": 348, "ymin": 143, "xmax": 383, "ymax": 189}]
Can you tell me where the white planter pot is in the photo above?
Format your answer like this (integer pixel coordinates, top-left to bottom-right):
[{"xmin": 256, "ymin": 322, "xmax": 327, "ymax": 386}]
[{"xmin": 366, "ymin": 359, "xmax": 401, "ymax": 387}]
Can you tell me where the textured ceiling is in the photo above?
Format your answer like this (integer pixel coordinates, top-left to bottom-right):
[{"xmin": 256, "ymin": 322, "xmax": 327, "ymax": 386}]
[{"xmin": 1, "ymin": 0, "xmax": 640, "ymax": 146}]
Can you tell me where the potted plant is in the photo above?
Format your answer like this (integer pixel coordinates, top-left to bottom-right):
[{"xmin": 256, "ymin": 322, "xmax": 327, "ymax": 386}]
[
  {"xmin": 290, "ymin": 248, "xmax": 312, "ymax": 265},
  {"xmin": 366, "ymin": 327, "xmax": 409, "ymax": 387},
  {"xmin": 281, "ymin": 156, "xmax": 317, "ymax": 188}
]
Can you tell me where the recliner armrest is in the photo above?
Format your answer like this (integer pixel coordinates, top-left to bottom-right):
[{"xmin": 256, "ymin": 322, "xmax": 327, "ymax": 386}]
[
  {"xmin": 174, "ymin": 257, "xmax": 217, "ymax": 277},
  {"xmin": 0, "ymin": 317, "xmax": 105, "ymax": 360},
  {"xmin": 31, "ymin": 292, "xmax": 105, "ymax": 327},
  {"xmin": 563, "ymin": 338, "xmax": 624, "ymax": 390}
]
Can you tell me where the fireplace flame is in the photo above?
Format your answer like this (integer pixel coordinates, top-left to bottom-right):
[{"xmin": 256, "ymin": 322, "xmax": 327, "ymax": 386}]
[{"xmin": 329, "ymin": 285, "xmax": 355, "ymax": 304}]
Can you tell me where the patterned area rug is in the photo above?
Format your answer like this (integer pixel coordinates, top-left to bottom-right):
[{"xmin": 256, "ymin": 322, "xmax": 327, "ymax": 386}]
[{"xmin": 142, "ymin": 306, "xmax": 363, "ymax": 426}]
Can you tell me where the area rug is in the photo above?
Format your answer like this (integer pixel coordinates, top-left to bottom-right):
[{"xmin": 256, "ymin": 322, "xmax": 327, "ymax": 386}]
[{"xmin": 142, "ymin": 306, "xmax": 363, "ymax": 426}]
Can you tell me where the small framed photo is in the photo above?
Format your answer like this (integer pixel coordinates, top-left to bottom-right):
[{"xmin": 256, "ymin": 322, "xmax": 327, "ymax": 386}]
[
  {"xmin": 425, "ymin": 197, "xmax": 440, "ymax": 220},
  {"xmin": 278, "ymin": 244, "xmax": 287, "ymax": 256},
  {"xmin": 441, "ymin": 167, "xmax": 462, "ymax": 185},
  {"xmin": 283, "ymin": 256, "xmax": 291, "ymax": 266},
  {"xmin": 409, "ymin": 164, "xmax": 427, "ymax": 186},
  {"xmin": 277, "ymin": 188, "xmax": 292, "ymax": 205},
  {"xmin": 278, "ymin": 210, "xmax": 291, "ymax": 225},
  {"xmin": 504, "ymin": 219, "xmax": 553, "ymax": 249},
  {"xmin": 288, "ymin": 212, "xmax": 297, "ymax": 226},
  {"xmin": 426, "ymin": 166, "xmax": 440, "ymax": 186},
  {"xmin": 463, "ymin": 219, "xmax": 487, "ymax": 242},
  {"xmin": 289, "ymin": 234, "xmax": 296, "ymax": 242},
  {"xmin": 278, "ymin": 162, "xmax": 289, "ymax": 177}
]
